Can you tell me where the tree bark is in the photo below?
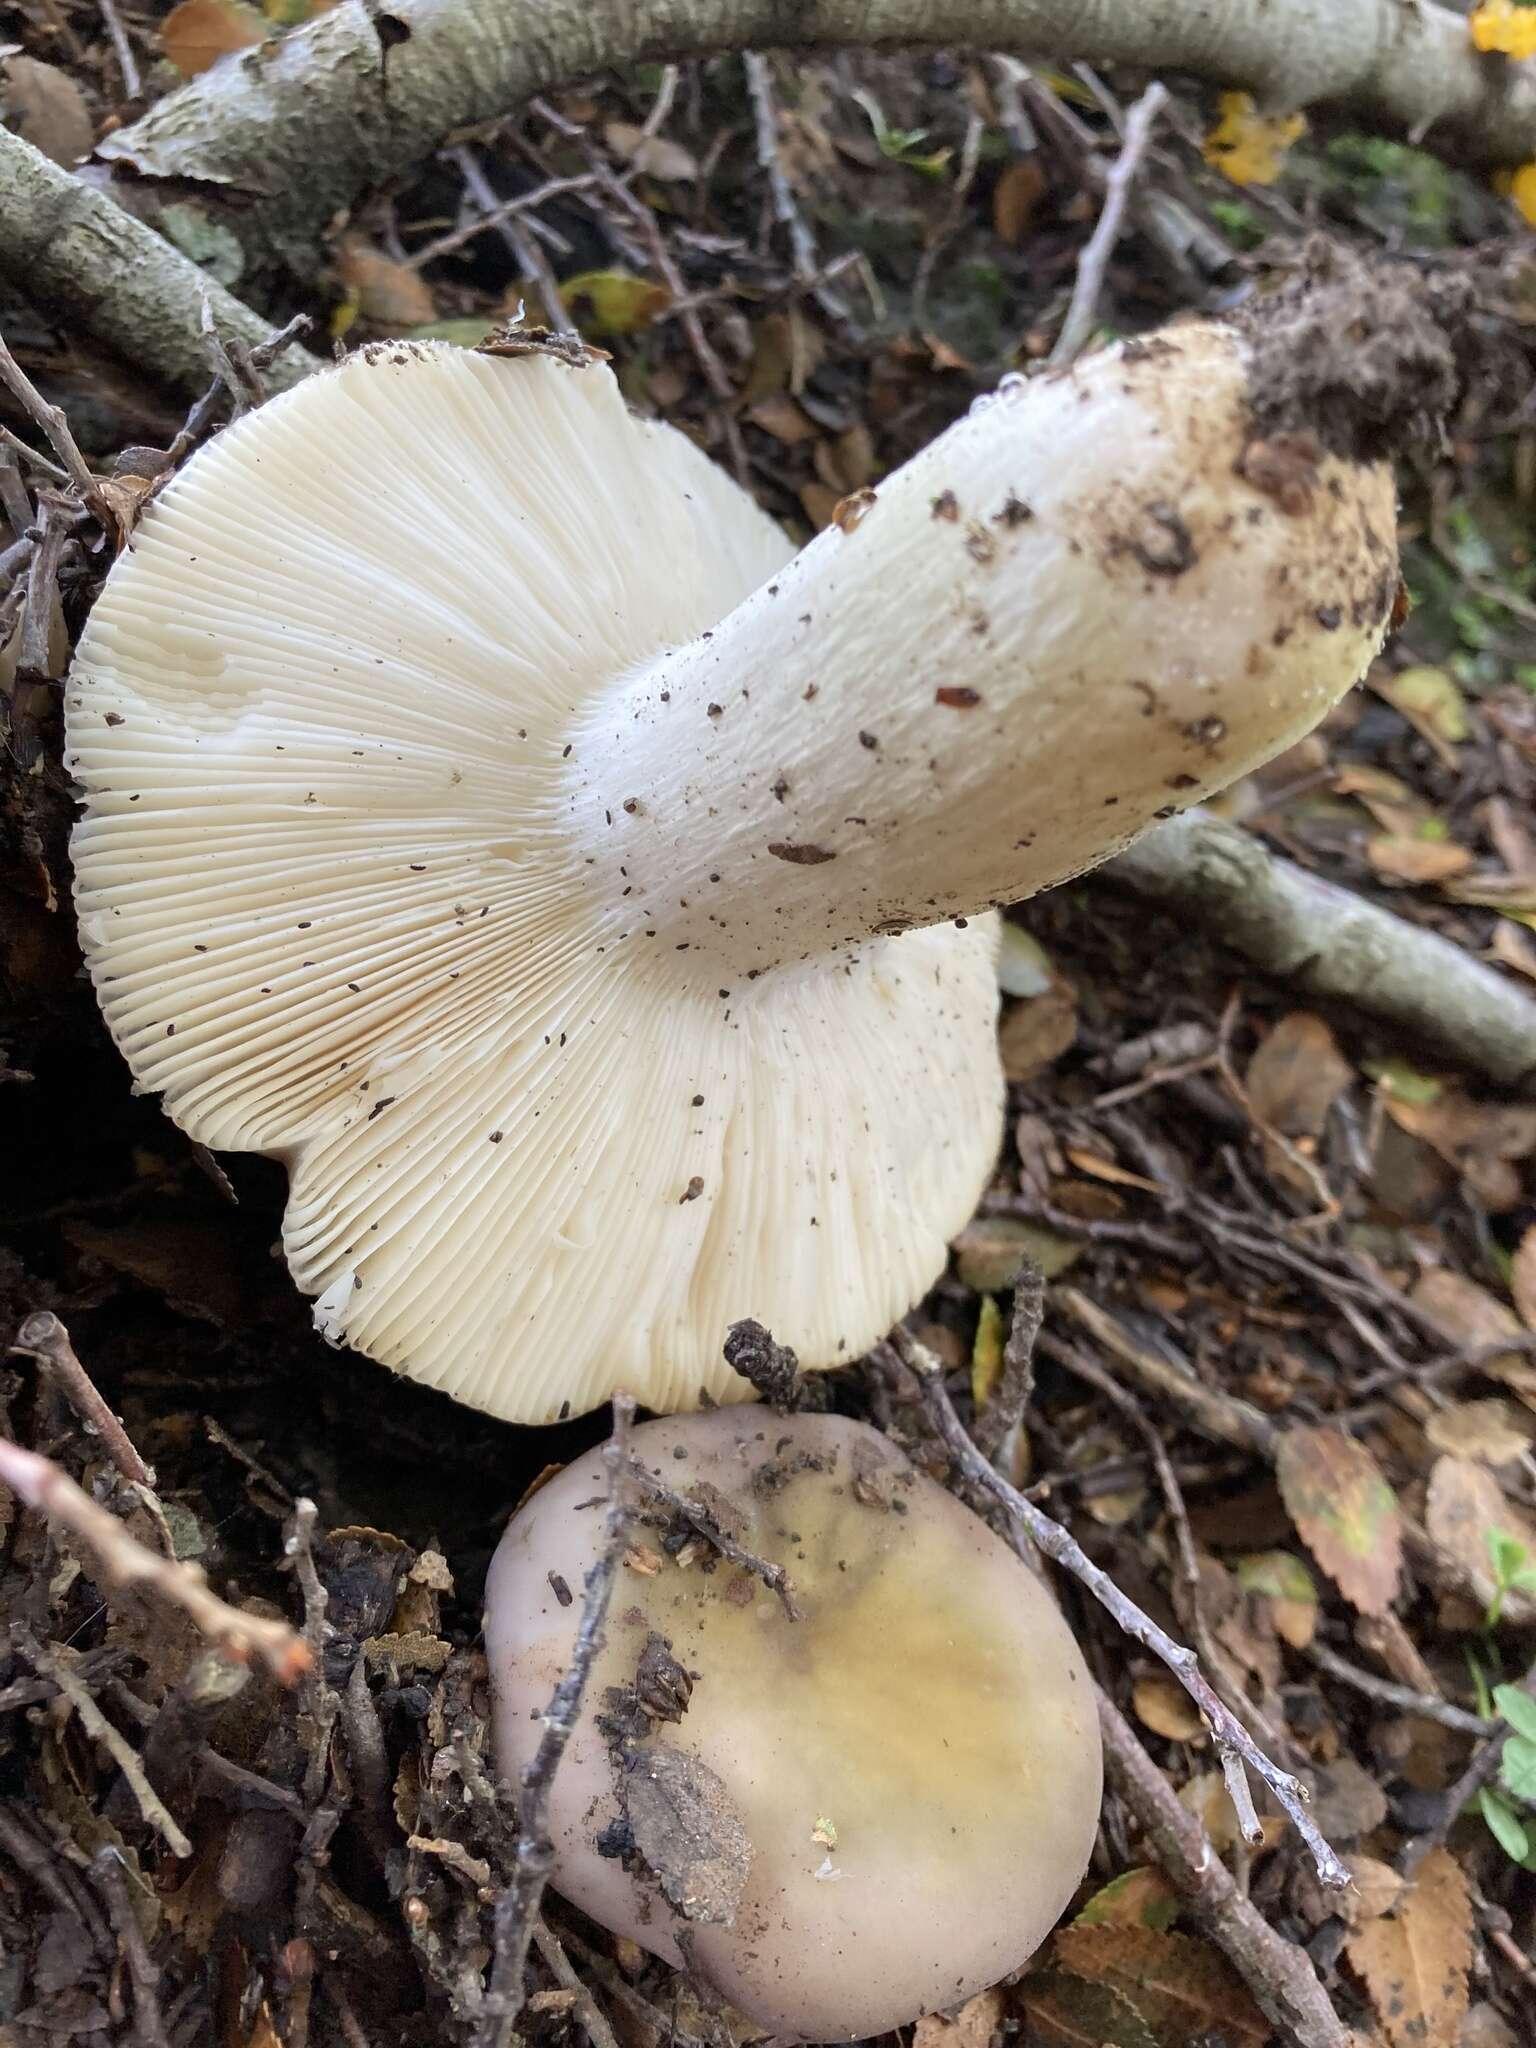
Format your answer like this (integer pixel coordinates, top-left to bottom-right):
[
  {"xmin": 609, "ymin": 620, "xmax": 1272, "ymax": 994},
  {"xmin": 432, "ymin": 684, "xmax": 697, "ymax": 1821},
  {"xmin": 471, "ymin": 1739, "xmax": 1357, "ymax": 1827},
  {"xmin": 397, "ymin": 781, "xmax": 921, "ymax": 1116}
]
[
  {"xmin": 0, "ymin": 130, "xmax": 320, "ymax": 397},
  {"xmin": 97, "ymin": 0, "xmax": 1536, "ymax": 270},
  {"xmin": 1099, "ymin": 808, "xmax": 1536, "ymax": 1095}
]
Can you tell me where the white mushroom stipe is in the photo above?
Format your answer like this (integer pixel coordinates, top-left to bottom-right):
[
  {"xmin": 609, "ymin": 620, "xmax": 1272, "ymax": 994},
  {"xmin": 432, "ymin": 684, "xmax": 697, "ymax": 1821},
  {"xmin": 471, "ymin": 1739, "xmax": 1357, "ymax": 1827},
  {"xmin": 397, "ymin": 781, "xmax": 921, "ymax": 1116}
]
[
  {"xmin": 485, "ymin": 1409, "xmax": 1104, "ymax": 2041},
  {"xmin": 66, "ymin": 328, "xmax": 1399, "ymax": 1423}
]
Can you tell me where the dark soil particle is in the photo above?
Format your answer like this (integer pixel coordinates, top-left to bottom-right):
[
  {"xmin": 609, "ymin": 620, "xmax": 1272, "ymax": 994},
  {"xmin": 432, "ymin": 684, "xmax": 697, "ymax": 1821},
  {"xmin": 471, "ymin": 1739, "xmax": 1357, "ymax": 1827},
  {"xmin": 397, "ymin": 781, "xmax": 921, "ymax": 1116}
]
[{"xmin": 1236, "ymin": 237, "xmax": 1468, "ymax": 465}]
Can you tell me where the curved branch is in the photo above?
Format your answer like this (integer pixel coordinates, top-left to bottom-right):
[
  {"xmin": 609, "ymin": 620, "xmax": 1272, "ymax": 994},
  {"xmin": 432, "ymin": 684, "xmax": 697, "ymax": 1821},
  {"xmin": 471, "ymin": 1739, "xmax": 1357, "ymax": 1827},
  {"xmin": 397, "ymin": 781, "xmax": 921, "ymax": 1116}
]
[
  {"xmin": 97, "ymin": 0, "xmax": 1536, "ymax": 267},
  {"xmin": 1097, "ymin": 809, "xmax": 1536, "ymax": 1095},
  {"xmin": 0, "ymin": 129, "xmax": 319, "ymax": 396}
]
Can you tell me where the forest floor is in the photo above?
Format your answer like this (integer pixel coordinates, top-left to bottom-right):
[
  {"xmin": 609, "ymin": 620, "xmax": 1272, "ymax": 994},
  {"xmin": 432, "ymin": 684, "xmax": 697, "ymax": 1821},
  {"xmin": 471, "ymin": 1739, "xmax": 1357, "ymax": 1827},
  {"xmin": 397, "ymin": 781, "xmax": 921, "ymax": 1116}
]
[{"xmin": 3, "ymin": 14, "xmax": 1536, "ymax": 2048}]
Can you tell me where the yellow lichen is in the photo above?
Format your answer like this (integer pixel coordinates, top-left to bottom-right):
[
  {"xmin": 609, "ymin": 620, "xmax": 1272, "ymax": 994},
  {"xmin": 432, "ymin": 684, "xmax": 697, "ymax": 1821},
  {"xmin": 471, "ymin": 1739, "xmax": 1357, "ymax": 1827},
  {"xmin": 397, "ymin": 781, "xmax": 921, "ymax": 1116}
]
[{"xmin": 1202, "ymin": 91, "xmax": 1307, "ymax": 187}]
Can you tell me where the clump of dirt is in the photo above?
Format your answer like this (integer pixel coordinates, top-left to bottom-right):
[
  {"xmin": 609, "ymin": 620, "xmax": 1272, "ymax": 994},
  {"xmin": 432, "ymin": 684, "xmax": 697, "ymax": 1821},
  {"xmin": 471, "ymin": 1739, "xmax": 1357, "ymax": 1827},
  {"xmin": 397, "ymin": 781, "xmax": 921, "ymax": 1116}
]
[{"xmin": 1237, "ymin": 237, "xmax": 1471, "ymax": 465}]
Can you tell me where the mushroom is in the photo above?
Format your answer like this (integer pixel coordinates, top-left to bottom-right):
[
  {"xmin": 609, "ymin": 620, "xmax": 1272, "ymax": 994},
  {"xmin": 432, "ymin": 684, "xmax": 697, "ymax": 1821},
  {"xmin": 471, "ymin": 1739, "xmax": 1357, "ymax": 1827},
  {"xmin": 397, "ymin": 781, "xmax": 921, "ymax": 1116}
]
[
  {"xmin": 65, "ymin": 323, "xmax": 1398, "ymax": 1421},
  {"xmin": 485, "ymin": 1407, "xmax": 1102, "ymax": 2040}
]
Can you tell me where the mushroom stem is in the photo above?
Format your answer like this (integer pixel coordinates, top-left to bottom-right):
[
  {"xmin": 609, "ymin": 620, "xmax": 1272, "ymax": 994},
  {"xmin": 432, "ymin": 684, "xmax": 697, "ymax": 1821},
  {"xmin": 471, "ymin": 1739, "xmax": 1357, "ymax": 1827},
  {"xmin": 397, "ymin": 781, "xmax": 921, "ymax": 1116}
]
[{"xmin": 568, "ymin": 324, "xmax": 1397, "ymax": 979}]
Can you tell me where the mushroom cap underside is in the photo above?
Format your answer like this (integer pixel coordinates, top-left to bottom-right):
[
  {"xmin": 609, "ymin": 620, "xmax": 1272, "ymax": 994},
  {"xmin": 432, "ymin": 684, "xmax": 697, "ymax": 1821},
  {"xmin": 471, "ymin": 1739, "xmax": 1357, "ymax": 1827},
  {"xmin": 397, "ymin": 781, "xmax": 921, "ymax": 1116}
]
[{"xmin": 65, "ymin": 342, "xmax": 1005, "ymax": 1422}]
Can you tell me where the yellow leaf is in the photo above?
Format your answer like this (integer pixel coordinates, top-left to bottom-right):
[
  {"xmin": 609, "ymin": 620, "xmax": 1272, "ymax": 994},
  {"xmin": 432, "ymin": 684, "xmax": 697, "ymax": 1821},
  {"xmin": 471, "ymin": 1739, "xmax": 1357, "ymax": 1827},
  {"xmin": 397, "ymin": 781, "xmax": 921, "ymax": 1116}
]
[
  {"xmin": 1372, "ymin": 665, "xmax": 1469, "ymax": 761},
  {"xmin": 160, "ymin": 0, "xmax": 265, "ymax": 76},
  {"xmin": 560, "ymin": 270, "xmax": 670, "ymax": 339},
  {"xmin": 1202, "ymin": 91, "xmax": 1306, "ymax": 187},
  {"xmin": 1470, "ymin": 1, "xmax": 1536, "ymax": 60},
  {"xmin": 1511, "ymin": 162, "xmax": 1536, "ymax": 226},
  {"xmin": 970, "ymin": 1294, "xmax": 1005, "ymax": 1408}
]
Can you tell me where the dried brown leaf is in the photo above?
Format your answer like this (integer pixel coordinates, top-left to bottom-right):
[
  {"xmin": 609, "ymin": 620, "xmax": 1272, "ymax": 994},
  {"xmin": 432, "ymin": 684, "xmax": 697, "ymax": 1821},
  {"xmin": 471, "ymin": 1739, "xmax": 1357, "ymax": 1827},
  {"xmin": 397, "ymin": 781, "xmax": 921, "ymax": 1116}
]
[
  {"xmin": 0, "ymin": 53, "xmax": 92, "ymax": 165},
  {"xmin": 1413, "ymin": 1270, "xmax": 1525, "ymax": 1368},
  {"xmin": 1245, "ymin": 1012, "xmax": 1354, "ymax": 1135},
  {"xmin": 911, "ymin": 1986, "xmax": 1004, "ymax": 2048},
  {"xmin": 1131, "ymin": 1674, "xmax": 1205, "ymax": 1742},
  {"xmin": 335, "ymin": 237, "xmax": 437, "ymax": 330},
  {"xmin": 992, "ymin": 158, "xmax": 1048, "ymax": 243},
  {"xmin": 998, "ymin": 986, "xmax": 1077, "ymax": 1080},
  {"xmin": 1053, "ymin": 1925, "xmax": 1269, "ymax": 2046},
  {"xmin": 604, "ymin": 120, "xmax": 698, "ymax": 180},
  {"xmin": 1367, "ymin": 836, "xmax": 1476, "ymax": 885},
  {"xmin": 1424, "ymin": 1400, "xmax": 1534, "ymax": 1466},
  {"xmin": 1388, "ymin": 1095, "xmax": 1536, "ymax": 1212},
  {"xmin": 1513, "ymin": 1224, "xmax": 1536, "ymax": 1330},
  {"xmin": 160, "ymin": 0, "xmax": 265, "ymax": 77},
  {"xmin": 1276, "ymin": 1426, "xmax": 1403, "ymax": 1616},
  {"xmin": 1424, "ymin": 1457, "xmax": 1536, "ymax": 1626},
  {"xmin": 1345, "ymin": 1847, "xmax": 1472, "ymax": 2048}
]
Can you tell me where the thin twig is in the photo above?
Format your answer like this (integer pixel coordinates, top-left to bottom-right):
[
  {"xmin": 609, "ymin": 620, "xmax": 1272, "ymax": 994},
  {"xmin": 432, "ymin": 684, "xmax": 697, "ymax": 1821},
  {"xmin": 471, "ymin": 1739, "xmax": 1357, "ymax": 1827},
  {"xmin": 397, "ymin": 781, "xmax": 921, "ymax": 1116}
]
[
  {"xmin": 0, "ymin": 444, "xmax": 32, "ymax": 535},
  {"xmin": 0, "ymin": 1435, "xmax": 310, "ymax": 1681},
  {"xmin": 742, "ymin": 52, "xmax": 847, "ymax": 321},
  {"xmin": 14, "ymin": 1631, "xmax": 192, "ymax": 1857},
  {"xmin": 94, "ymin": 1849, "xmax": 169, "ymax": 2048},
  {"xmin": 478, "ymin": 1394, "xmax": 637, "ymax": 2048},
  {"xmin": 12, "ymin": 1310, "xmax": 153, "ymax": 1485},
  {"xmin": 0, "ymin": 334, "xmax": 96, "ymax": 497},
  {"xmin": 972, "ymin": 1260, "xmax": 1044, "ymax": 1462},
  {"xmin": 97, "ymin": 0, "xmax": 143, "ymax": 99},
  {"xmin": 533, "ymin": 1919, "xmax": 623, "ymax": 2048},
  {"xmin": 448, "ymin": 145, "xmax": 573, "ymax": 333},
  {"xmin": 624, "ymin": 1457, "xmax": 802, "ymax": 1619},
  {"xmin": 1309, "ymin": 1641, "xmax": 1495, "ymax": 1736},
  {"xmin": 885, "ymin": 1327, "xmax": 1348, "ymax": 1888},
  {"xmin": 406, "ymin": 171, "xmax": 600, "ymax": 271},
  {"xmin": 1049, "ymin": 81, "xmax": 1168, "ymax": 369}
]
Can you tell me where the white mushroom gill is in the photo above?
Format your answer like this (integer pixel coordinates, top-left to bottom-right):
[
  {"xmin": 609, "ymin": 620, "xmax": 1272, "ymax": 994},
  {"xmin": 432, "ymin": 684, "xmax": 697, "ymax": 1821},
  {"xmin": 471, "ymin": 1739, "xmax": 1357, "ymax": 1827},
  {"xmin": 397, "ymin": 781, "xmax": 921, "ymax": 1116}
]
[{"xmin": 66, "ymin": 331, "xmax": 1397, "ymax": 1423}]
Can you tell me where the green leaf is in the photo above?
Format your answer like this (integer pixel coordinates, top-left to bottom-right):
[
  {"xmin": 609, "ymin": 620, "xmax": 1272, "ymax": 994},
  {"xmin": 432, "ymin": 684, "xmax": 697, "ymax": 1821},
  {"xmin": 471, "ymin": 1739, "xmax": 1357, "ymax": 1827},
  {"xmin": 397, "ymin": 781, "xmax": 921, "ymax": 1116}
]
[
  {"xmin": 1492, "ymin": 1684, "xmax": 1536, "ymax": 1744},
  {"xmin": 1480, "ymin": 1787, "xmax": 1530, "ymax": 1863},
  {"xmin": 1501, "ymin": 1734, "xmax": 1536, "ymax": 1805},
  {"xmin": 1486, "ymin": 1527, "xmax": 1530, "ymax": 1582}
]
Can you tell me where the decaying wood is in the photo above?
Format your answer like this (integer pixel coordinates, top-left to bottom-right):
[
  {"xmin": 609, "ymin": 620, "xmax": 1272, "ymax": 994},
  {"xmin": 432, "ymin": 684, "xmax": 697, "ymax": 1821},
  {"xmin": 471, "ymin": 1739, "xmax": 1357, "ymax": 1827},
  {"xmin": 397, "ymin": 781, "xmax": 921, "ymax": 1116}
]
[
  {"xmin": 0, "ymin": 127, "xmax": 319, "ymax": 396},
  {"xmin": 1100, "ymin": 808, "xmax": 1536, "ymax": 1094}
]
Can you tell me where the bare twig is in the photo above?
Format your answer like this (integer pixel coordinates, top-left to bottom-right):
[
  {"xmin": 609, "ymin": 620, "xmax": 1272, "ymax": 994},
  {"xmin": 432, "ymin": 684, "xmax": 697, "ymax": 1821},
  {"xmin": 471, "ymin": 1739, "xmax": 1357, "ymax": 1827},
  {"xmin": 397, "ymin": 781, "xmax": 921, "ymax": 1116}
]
[
  {"xmin": 478, "ymin": 1393, "xmax": 637, "ymax": 2048},
  {"xmin": 13, "ymin": 1630, "xmax": 192, "ymax": 1857},
  {"xmin": 885, "ymin": 1327, "xmax": 1347, "ymax": 1888},
  {"xmin": 448, "ymin": 145, "xmax": 572, "ymax": 333},
  {"xmin": 12, "ymin": 1310, "xmax": 153, "ymax": 1486},
  {"xmin": 0, "ymin": 1435, "xmax": 311, "ymax": 1681},
  {"xmin": 1049, "ymin": 80, "xmax": 1168, "ymax": 369},
  {"xmin": 0, "ymin": 444, "xmax": 32, "ymax": 535},
  {"xmin": 624, "ymin": 1456, "xmax": 802, "ymax": 1619},
  {"xmin": 94, "ymin": 1849, "xmax": 169, "ymax": 2048},
  {"xmin": 972, "ymin": 1260, "xmax": 1044, "ymax": 1463},
  {"xmin": 1309, "ymin": 1641, "xmax": 1495, "ymax": 1737},
  {"xmin": 405, "ymin": 171, "xmax": 599, "ymax": 271},
  {"xmin": 97, "ymin": 0, "xmax": 143, "ymax": 100},
  {"xmin": 1096, "ymin": 1693, "xmax": 1348, "ymax": 2048},
  {"xmin": 533, "ymin": 1919, "xmax": 623, "ymax": 2048},
  {"xmin": 743, "ymin": 51, "xmax": 847, "ymax": 321},
  {"xmin": 0, "ymin": 334, "xmax": 95, "ymax": 498}
]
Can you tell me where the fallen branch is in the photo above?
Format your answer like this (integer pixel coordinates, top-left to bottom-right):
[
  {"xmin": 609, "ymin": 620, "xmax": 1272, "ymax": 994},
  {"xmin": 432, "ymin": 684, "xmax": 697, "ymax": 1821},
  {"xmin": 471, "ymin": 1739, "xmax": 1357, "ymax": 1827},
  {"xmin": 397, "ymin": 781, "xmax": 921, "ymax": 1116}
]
[
  {"xmin": 90, "ymin": 0, "xmax": 1536, "ymax": 278},
  {"xmin": 1096, "ymin": 1691, "xmax": 1348, "ymax": 2048},
  {"xmin": 884, "ymin": 1327, "xmax": 1349, "ymax": 1889},
  {"xmin": 0, "ymin": 127, "xmax": 320, "ymax": 397},
  {"xmin": 0, "ymin": 1435, "xmax": 311, "ymax": 1684},
  {"xmin": 1097, "ymin": 807, "xmax": 1536, "ymax": 1094}
]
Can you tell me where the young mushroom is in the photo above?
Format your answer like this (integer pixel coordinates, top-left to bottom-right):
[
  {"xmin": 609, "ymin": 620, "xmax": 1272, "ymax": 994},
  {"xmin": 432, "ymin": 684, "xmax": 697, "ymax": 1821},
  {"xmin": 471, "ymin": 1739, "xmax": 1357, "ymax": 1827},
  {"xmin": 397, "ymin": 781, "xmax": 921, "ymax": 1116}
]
[
  {"xmin": 65, "ymin": 315, "xmax": 1400, "ymax": 1422},
  {"xmin": 485, "ymin": 1406, "xmax": 1102, "ymax": 2040}
]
